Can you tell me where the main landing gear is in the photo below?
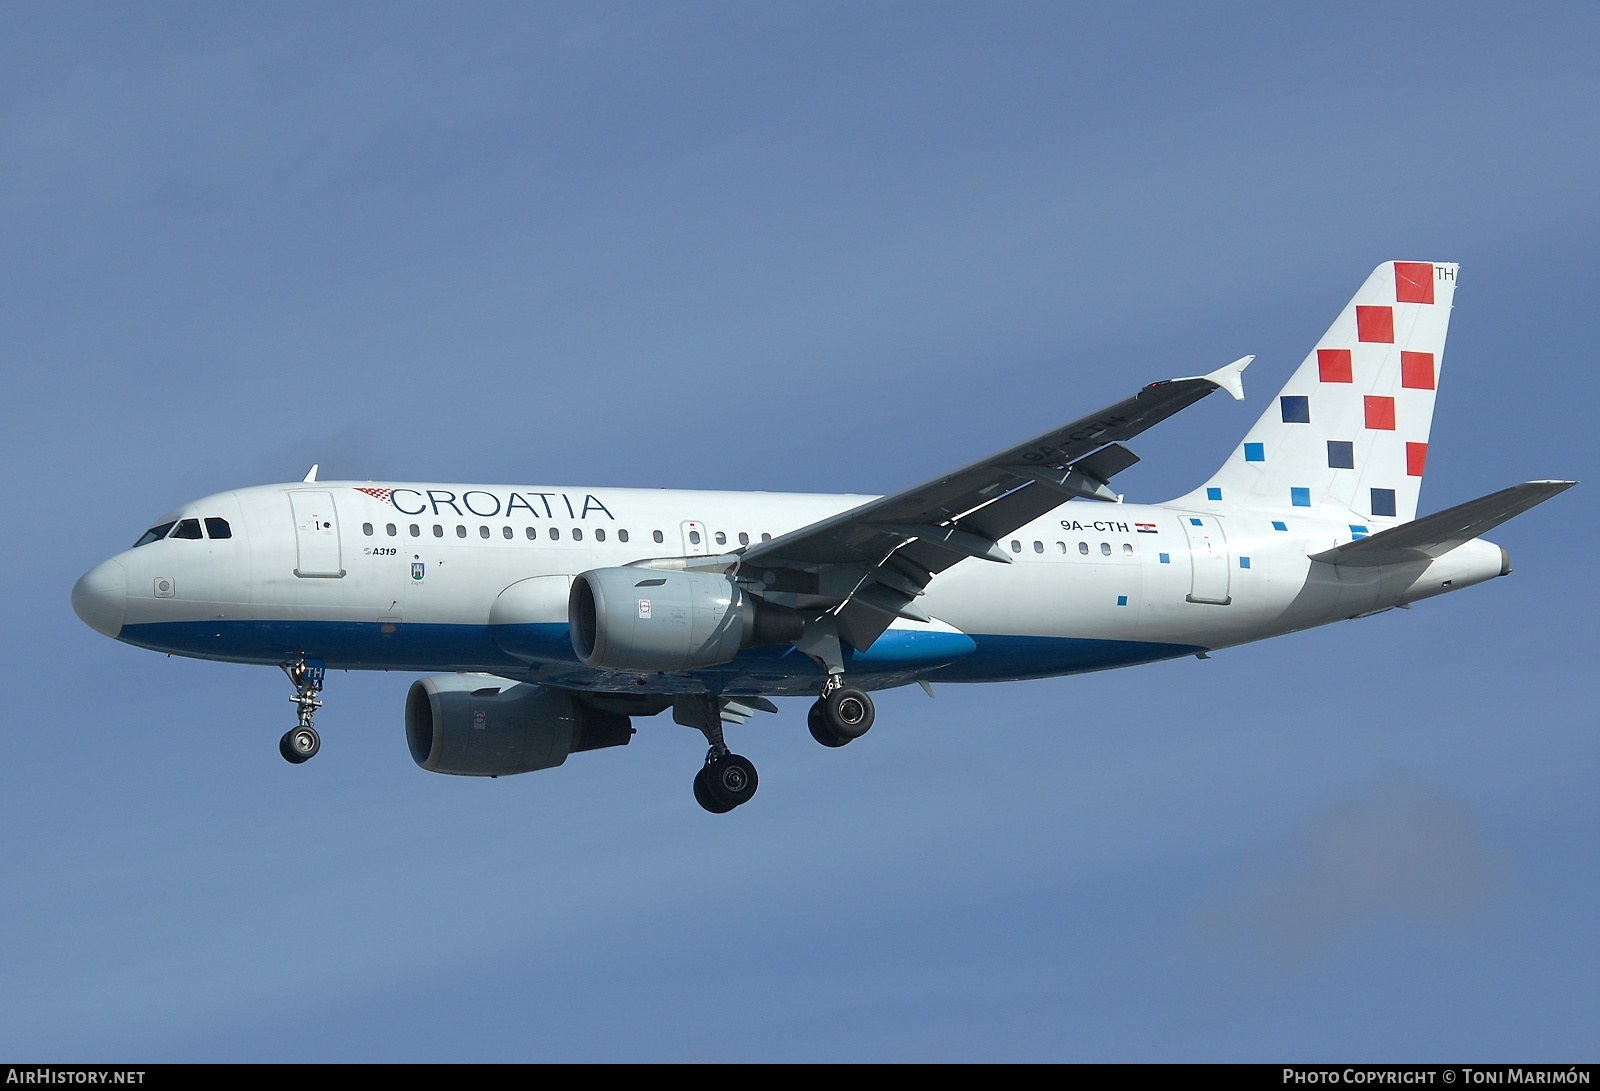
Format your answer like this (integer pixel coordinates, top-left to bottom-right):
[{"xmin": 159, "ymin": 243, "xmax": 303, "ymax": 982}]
[
  {"xmin": 676, "ymin": 696, "xmax": 759, "ymax": 814},
  {"xmin": 807, "ymin": 675, "xmax": 875, "ymax": 748},
  {"xmin": 688, "ymin": 676, "xmax": 873, "ymax": 811},
  {"xmin": 693, "ymin": 752, "xmax": 759, "ymax": 814},
  {"xmin": 278, "ymin": 657, "xmax": 325, "ymax": 764}
]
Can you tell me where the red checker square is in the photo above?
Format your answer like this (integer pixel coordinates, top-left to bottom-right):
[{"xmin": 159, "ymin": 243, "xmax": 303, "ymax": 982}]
[
  {"xmin": 1394, "ymin": 262, "xmax": 1435, "ymax": 304},
  {"xmin": 1406, "ymin": 442, "xmax": 1428, "ymax": 477},
  {"xmin": 1401, "ymin": 350, "xmax": 1435, "ymax": 389},
  {"xmin": 1356, "ymin": 306, "xmax": 1394, "ymax": 343},
  {"xmin": 1317, "ymin": 348, "xmax": 1353, "ymax": 383},
  {"xmin": 1364, "ymin": 395, "xmax": 1396, "ymax": 430}
]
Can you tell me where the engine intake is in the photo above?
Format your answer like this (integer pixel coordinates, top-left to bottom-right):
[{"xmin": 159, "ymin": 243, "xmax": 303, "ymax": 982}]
[
  {"xmin": 405, "ymin": 674, "xmax": 633, "ymax": 777},
  {"xmin": 569, "ymin": 567, "xmax": 802, "ymax": 672}
]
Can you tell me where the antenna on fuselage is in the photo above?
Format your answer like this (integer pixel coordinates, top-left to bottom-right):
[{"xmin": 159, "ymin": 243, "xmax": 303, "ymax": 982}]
[{"xmin": 303, "ymin": 464, "xmax": 319, "ymax": 483}]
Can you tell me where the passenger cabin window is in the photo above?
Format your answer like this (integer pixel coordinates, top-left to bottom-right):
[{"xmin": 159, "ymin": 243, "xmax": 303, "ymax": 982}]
[
  {"xmin": 171, "ymin": 519, "xmax": 203, "ymax": 540},
  {"xmin": 573, "ymin": 528, "xmax": 583, "ymax": 541},
  {"xmin": 595, "ymin": 529, "xmax": 606, "ymax": 542},
  {"xmin": 479, "ymin": 526, "xmax": 490, "ymax": 539},
  {"xmin": 549, "ymin": 527, "xmax": 560, "ymax": 540},
  {"xmin": 761, "ymin": 533, "xmax": 771, "ymax": 542},
  {"xmin": 714, "ymin": 531, "xmax": 726, "ymax": 546},
  {"xmin": 386, "ymin": 523, "xmax": 397, "ymax": 537},
  {"xmin": 205, "ymin": 518, "xmax": 232, "ymax": 539},
  {"xmin": 1078, "ymin": 542, "xmax": 1089, "ymax": 555},
  {"xmin": 1009, "ymin": 540, "xmax": 1021, "ymax": 553},
  {"xmin": 456, "ymin": 525, "xmax": 467, "ymax": 538},
  {"xmin": 1100, "ymin": 542, "xmax": 1111, "ymax": 556},
  {"xmin": 1055, "ymin": 542, "xmax": 1066, "ymax": 554},
  {"xmin": 526, "ymin": 527, "xmax": 536, "ymax": 540},
  {"xmin": 618, "ymin": 529, "xmax": 629, "ymax": 543},
  {"xmin": 653, "ymin": 530, "xmax": 664, "ymax": 544},
  {"xmin": 433, "ymin": 525, "xmax": 444, "ymax": 538},
  {"xmin": 133, "ymin": 521, "xmax": 177, "ymax": 548},
  {"xmin": 738, "ymin": 532, "xmax": 749, "ymax": 546},
  {"xmin": 502, "ymin": 527, "xmax": 513, "ymax": 539},
  {"xmin": 1123, "ymin": 543, "xmax": 1133, "ymax": 556},
  {"xmin": 1033, "ymin": 541, "xmax": 1043, "ymax": 553},
  {"xmin": 363, "ymin": 523, "xmax": 374, "ymax": 536},
  {"xmin": 410, "ymin": 524, "xmax": 420, "ymax": 537}
]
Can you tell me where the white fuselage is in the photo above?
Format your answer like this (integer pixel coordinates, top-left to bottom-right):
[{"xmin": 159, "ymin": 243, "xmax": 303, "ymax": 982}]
[{"xmin": 73, "ymin": 480, "xmax": 1507, "ymax": 698}]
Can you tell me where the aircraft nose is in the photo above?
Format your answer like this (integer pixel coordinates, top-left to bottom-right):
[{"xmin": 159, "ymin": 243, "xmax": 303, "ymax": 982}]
[{"xmin": 72, "ymin": 558, "xmax": 127, "ymax": 638}]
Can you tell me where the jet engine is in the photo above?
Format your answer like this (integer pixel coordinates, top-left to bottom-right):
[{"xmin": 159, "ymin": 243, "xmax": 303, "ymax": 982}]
[
  {"xmin": 569, "ymin": 567, "xmax": 803, "ymax": 672},
  {"xmin": 405, "ymin": 674, "xmax": 633, "ymax": 777}
]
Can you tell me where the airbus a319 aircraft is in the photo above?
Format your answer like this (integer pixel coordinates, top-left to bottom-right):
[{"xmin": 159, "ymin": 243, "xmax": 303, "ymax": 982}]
[{"xmin": 73, "ymin": 262, "xmax": 1573, "ymax": 812}]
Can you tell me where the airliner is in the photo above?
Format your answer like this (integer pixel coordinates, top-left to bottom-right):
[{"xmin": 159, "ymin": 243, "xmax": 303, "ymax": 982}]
[{"xmin": 72, "ymin": 262, "xmax": 1574, "ymax": 812}]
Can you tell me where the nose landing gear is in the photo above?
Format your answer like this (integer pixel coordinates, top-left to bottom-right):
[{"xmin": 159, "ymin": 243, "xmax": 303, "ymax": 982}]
[{"xmin": 279, "ymin": 657, "xmax": 325, "ymax": 764}]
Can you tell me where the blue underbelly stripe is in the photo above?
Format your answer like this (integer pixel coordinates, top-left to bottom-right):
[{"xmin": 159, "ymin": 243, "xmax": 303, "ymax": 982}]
[{"xmin": 117, "ymin": 620, "xmax": 1198, "ymax": 686}]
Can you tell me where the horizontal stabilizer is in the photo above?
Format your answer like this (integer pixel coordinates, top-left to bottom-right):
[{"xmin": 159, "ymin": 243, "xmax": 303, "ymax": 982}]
[{"xmin": 1310, "ymin": 480, "xmax": 1576, "ymax": 567}]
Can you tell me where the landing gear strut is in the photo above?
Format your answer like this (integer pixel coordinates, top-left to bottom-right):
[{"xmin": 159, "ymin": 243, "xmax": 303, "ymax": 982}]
[
  {"xmin": 278, "ymin": 657, "xmax": 325, "ymax": 764},
  {"xmin": 807, "ymin": 674, "xmax": 875, "ymax": 748},
  {"xmin": 675, "ymin": 696, "xmax": 759, "ymax": 813}
]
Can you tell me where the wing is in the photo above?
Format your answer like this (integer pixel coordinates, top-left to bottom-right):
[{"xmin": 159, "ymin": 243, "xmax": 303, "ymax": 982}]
[{"xmin": 734, "ymin": 357, "xmax": 1252, "ymax": 651}]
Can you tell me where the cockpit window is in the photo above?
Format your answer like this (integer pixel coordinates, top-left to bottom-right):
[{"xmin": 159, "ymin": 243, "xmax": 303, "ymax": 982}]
[
  {"xmin": 205, "ymin": 518, "xmax": 232, "ymax": 539},
  {"xmin": 170, "ymin": 519, "xmax": 204, "ymax": 540},
  {"xmin": 133, "ymin": 521, "xmax": 177, "ymax": 548}
]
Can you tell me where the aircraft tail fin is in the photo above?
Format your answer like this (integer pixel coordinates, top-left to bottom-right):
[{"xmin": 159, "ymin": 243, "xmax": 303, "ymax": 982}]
[{"xmin": 1182, "ymin": 261, "xmax": 1459, "ymax": 523}]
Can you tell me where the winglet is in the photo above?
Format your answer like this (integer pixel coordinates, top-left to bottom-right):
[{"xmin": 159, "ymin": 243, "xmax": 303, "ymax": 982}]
[
  {"xmin": 303, "ymin": 464, "xmax": 319, "ymax": 483},
  {"xmin": 1200, "ymin": 355, "xmax": 1251, "ymax": 401}
]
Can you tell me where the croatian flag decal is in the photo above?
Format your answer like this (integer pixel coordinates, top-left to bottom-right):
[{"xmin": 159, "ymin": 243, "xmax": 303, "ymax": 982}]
[{"xmin": 1135, "ymin": 522, "xmax": 1158, "ymax": 534}]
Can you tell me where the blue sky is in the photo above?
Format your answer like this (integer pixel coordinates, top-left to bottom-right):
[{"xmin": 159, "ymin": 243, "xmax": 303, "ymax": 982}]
[{"xmin": 3, "ymin": 3, "xmax": 1595, "ymax": 1060}]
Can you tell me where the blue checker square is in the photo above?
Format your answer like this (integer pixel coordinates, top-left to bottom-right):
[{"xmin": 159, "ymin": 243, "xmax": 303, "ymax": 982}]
[
  {"xmin": 1158, "ymin": 553, "xmax": 1170, "ymax": 564},
  {"xmin": 1116, "ymin": 595, "xmax": 1128, "ymax": 607},
  {"xmin": 1243, "ymin": 442, "xmax": 1265, "ymax": 462},
  {"xmin": 1349, "ymin": 524, "xmax": 1369, "ymax": 540},
  {"xmin": 1189, "ymin": 517, "xmax": 1202, "ymax": 526},
  {"xmin": 1280, "ymin": 395, "xmax": 1311, "ymax": 423},
  {"xmin": 1206, "ymin": 487, "xmax": 1222, "ymax": 500},
  {"xmin": 1271, "ymin": 520, "xmax": 1288, "ymax": 532},
  {"xmin": 1327, "ymin": 440, "xmax": 1355, "ymax": 469},
  {"xmin": 1239, "ymin": 556, "xmax": 1251, "ymax": 569},
  {"xmin": 1290, "ymin": 487, "xmax": 1311, "ymax": 507},
  {"xmin": 1371, "ymin": 488, "xmax": 1397, "ymax": 517}
]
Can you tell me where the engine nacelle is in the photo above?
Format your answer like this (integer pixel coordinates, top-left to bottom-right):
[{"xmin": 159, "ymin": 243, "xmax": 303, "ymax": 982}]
[
  {"xmin": 404, "ymin": 674, "xmax": 633, "ymax": 777},
  {"xmin": 569, "ymin": 567, "xmax": 803, "ymax": 672}
]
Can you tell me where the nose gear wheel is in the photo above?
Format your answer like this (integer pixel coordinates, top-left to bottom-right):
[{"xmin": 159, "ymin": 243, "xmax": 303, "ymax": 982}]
[{"xmin": 280, "ymin": 726, "xmax": 321, "ymax": 763}]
